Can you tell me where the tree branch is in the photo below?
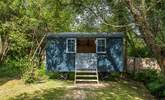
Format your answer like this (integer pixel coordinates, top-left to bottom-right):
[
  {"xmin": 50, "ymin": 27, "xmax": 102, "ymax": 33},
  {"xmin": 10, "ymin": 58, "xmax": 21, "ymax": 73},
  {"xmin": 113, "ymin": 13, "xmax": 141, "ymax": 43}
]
[{"xmin": 81, "ymin": 3, "xmax": 134, "ymax": 28}]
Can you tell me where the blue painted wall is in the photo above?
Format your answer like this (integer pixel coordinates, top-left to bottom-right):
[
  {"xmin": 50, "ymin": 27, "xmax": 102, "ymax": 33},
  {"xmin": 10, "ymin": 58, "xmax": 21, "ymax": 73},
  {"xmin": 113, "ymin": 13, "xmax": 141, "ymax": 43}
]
[
  {"xmin": 46, "ymin": 38, "xmax": 75, "ymax": 72},
  {"xmin": 97, "ymin": 38, "xmax": 123, "ymax": 72},
  {"xmin": 46, "ymin": 37, "xmax": 123, "ymax": 72}
]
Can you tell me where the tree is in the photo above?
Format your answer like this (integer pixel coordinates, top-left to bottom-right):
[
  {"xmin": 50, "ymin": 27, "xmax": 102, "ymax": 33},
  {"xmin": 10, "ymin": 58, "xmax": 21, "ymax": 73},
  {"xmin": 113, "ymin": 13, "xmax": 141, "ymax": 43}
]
[
  {"xmin": 124, "ymin": 0, "xmax": 165, "ymax": 73},
  {"xmin": 71, "ymin": 0, "xmax": 165, "ymax": 73},
  {"xmin": 0, "ymin": 0, "xmax": 74, "ymax": 63}
]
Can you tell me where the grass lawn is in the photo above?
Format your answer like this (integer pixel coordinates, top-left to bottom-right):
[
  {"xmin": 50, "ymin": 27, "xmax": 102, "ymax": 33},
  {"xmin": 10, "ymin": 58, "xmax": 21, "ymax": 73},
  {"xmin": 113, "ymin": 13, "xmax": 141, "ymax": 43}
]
[{"xmin": 0, "ymin": 78, "xmax": 155, "ymax": 100}]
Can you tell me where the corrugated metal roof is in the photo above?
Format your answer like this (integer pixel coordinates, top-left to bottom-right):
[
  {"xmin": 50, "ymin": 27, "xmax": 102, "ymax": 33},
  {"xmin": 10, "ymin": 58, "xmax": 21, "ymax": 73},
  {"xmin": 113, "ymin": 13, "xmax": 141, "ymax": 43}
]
[{"xmin": 47, "ymin": 32, "xmax": 124, "ymax": 38}]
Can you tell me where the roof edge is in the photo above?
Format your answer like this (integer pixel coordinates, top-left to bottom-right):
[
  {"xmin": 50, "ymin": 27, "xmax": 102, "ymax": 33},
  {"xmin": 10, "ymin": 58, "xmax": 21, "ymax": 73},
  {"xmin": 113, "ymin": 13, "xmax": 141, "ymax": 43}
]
[{"xmin": 47, "ymin": 32, "xmax": 124, "ymax": 38}]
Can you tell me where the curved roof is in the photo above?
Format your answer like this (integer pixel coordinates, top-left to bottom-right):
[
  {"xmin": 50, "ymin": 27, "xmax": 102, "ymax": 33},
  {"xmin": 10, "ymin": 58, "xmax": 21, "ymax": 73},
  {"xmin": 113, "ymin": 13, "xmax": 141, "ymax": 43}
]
[{"xmin": 47, "ymin": 32, "xmax": 124, "ymax": 38}]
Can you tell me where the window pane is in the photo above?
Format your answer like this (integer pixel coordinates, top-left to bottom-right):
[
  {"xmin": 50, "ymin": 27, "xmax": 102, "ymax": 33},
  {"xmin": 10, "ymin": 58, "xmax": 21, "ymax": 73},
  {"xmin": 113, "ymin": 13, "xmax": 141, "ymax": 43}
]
[
  {"xmin": 67, "ymin": 39, "xmax": 76, "ymax": 53},
  {"xmin": 97, "ymin": 39, "xmax": 106, "ymax": 53},
  {"xmin": 68, "ymin": 45, "xmax": 74, "ymax": 52}
]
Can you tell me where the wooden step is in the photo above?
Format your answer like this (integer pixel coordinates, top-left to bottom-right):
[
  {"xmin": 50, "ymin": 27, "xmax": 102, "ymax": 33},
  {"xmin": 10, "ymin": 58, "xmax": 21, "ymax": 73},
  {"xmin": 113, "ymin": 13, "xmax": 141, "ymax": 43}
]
[
  {"xmin": 76, "ymin": 68, "xmax": 96, "ymax": 71},
  {"xmin": 76, "ymin": 75, "xmax": 97, "ymax": 77},
  {"xmin": 74, "ymin": 67, "xmax": 99, "ymax": 84},
  {"xmin": 76, "ymin": 70, "xmax": 97, "ymax": 73},
  {"xmin": 76, "ymin": 79, "xmax": 98, "ymax": 82}
]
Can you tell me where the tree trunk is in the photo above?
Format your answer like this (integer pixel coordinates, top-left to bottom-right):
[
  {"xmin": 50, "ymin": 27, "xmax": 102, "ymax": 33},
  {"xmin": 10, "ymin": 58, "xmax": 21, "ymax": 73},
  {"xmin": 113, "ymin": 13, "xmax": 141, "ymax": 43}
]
[
  {"xmin": 0, "ymin": 35, "xmax": 2, "ymax": 60},
  {"xmin": 31, "ymin": 33, "xmax": 47, "ymax": 61},
  {"xmin": 125, "ymin": 0, "xmax": 165, "ymax": 73},
  {"xmin": 0, "ymin": 35, "xmax": 9, "ymax": 63}
]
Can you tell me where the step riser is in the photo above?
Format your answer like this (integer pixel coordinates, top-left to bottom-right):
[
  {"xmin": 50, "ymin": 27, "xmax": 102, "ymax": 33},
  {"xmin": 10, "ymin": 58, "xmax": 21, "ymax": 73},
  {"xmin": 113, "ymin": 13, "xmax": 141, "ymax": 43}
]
[
  {"xmin": 76, "ymin": 71, "xmax": 97, "ymax": 73},
  {"xmin": 76, "ymin": 68, "xmax": 96, "ymax": 70},
  {"xmin": 76, "ymin": 80, "xmax": 98, "ymax": 82},
  {"xmin": 75, "ymin": 68, "xmax": 99, "ymax": 84},
  {"xmin": 76, "ymin": 75, "xmax": 97, "ymax": 77},
  {"xmin": 76, "ymin": 78, "xmax": 97, "ymax": 80},
  {"xmin": 75, "ymin": 81, "xmax": 98, "ymax": 84}
]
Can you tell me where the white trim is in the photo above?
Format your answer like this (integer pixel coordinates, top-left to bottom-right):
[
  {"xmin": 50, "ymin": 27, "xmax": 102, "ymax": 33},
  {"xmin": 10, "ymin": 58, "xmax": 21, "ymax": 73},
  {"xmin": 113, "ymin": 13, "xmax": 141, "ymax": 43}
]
[
  {"xmin": 66, "ymin": 38, "xmax": 77, "ymax": 53},
  {"xmin": 96, "ymin": 38, "xmax": 106, "ymax": 53}
]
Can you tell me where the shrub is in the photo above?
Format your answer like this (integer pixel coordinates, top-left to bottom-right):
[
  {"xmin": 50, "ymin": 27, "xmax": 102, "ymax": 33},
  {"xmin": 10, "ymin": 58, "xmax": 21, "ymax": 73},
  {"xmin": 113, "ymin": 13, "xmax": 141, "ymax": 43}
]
[
  {"xmin": 47, "ymin": 72, "xmax": 61, "ymax": 79},
  {"xmin": 46, "ymin": 72, "xmax": 74, "ymax": 80},
  {"xmin": 21, "ymin": 60, "xmax": 36, "ymax": 83},
  {"xmin": 133, "ymin": 69, "xmax": 158, "ymax": 83},
  {"xmin": 128, "ymin": 47, "xmax": 152, "ymax": 57},
  {"xmin": 0, "ymin": 63, "xmax": 19, "ymax": 77},
  {"xmin": 47, "ymin": 72, "xmax": 69, "ymax": 80},
  {"xmin": 22, "ymin": 69, "xmax": 36, "ymax": 83},
  {"xmin": 147, "ymin": 80, "xmax": 165, "ymax": 97},
  {"xmin": 68, "ymin": 72, "xmax": 75, "ymax": 80},
  {"xmin": 1, "ymin": 56, "xmax": 49, "ymax": 83},
  {"xmin": 34, "ymin": 64, "xmax": 49, "ymax": 81},
  {"xmin": 98, "ymin": 72, "xmax": 121, "ymax": 81},
  {"xmin": 132, "ymin": 68, "xmax": 165, "ymax": 98},
  {"xmin": 22, "ymin": 62, "xmax": 49, "ymax": 83},
  {"xmin": 0, "ymin": 57, "xmax": 29, "ymax": 78},
  {"xmin": 110, "ymin": 72, "xmax": 121, "ymax": 80}
]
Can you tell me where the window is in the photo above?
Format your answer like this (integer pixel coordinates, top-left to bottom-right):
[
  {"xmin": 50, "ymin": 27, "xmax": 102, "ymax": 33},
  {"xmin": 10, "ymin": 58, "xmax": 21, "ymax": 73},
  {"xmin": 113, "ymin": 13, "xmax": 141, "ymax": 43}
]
[
  {"xmin": 96, "ymin": 38, "xmax": 106, "ymax": 53},
  {"xmin": 66, "ymin": 38, "xmax": 76, "ymax": 53}
]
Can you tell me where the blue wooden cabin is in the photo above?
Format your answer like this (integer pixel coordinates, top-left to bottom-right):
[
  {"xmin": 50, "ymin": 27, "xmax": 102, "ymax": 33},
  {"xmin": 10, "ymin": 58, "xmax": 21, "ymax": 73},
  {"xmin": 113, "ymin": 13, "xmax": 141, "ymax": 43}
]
[{"xmin": 46, "ymin": 32, "xmax": 124, "ymax": 73}]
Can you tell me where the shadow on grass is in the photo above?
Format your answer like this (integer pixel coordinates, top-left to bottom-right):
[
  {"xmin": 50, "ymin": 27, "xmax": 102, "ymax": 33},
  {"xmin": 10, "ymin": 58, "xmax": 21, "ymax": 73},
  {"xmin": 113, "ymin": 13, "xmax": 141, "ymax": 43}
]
[
  {"xmin": 11, "ymin": 80, "xmax": 155, "ymax": 100},
  {"xmin": 84, "ymin": 83, "xmax": 152, "ymax": 99},
  {"xmin": 0, "ymin": 77, "xmax": 19, "ymax": 86},
  {"xmin": 11, "ymin": 88, "xmax": 67, "ymax": 100}
]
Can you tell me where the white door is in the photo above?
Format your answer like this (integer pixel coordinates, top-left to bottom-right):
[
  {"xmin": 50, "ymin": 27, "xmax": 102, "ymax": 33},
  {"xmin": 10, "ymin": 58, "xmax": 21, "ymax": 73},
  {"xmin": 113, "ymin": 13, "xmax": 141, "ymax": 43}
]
[{"xmin": 75, "ymin": 53, "xmax": 97, "ymax": 69}]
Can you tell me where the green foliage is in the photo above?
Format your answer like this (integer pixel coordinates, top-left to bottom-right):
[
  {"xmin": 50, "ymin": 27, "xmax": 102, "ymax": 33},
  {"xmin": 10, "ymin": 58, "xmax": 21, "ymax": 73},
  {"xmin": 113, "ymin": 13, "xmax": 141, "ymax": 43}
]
[
  {"xmin": 98, "ymin": 72, "xmax": 121, "ymax": 81},
  {"xmin": 35, "ymin": 64, "xmax": 48, "ymax": 80},
  {"xmin": 109, "ymin": 72, "xmax": 121, "ymax": 81},
  {"xmin": 68, "ymin": 72, "xmax": 75, "ymax": 80},
  {"xmin": 22, "ymin": 62, "xmax": 48, "ymax": 83},
  {"xmin": 133, "ymin": 69, "xmax": 158, "ymax": 83},
  {"xmin": 0, "ymin": 0, "xmax": 75, "ymax": 82},
  {"xmin": 147, "ymin": 80, "xmax": 165, "ymax": 96},
  {"xmin": 132, "ymin": 69, "xmax": 165, "ymax": 97},
  {"xmin": 0, "ymin": 57, "xmax": 47, "ymax": 83},
  {"xmin": 128, "ymin": 47, "xmax": 152, "ymax": 57},
  {"xmin": 0, "ymin": 57, "xmax": 48, "ymax": 84},
  {"xmin": 22, "ymin": 69, "xmax": 36, "ymax": 83},
  {"xmin": 0, "ymin": 57, "xmax": 29, "ymax": 77},
  {"xmin": 126, "ymin": 32, "xmax": 153, "ymax": 57},
  {"xmin": 0, "ymin": 0, "xmax": 74, "ymax": 58},
  {"xmin": 146, "ymin": 73, "xmax": 165, "ymax": 97},
  {"xmin": 46, "ymin": 72, "xmax": 75, "ymax": 80},
  {"xmin": 47, "ymin": 72, "xmax": 61, "ymax": 79},
  {"xmin": 0, "ymin": 63, "xmax": 20, "ymax": 77}
]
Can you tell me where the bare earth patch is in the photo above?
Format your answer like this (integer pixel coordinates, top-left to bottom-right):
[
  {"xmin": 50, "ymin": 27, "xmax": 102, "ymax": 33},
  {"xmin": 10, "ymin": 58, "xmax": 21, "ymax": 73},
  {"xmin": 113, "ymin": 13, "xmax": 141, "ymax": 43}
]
[
  {"xmin": 64, "ymin": 83, "xmax": 109, "ymax": 100},
  {"xmin": 74, "ymin": 83, "xmax": 109, "ymax": 89}
]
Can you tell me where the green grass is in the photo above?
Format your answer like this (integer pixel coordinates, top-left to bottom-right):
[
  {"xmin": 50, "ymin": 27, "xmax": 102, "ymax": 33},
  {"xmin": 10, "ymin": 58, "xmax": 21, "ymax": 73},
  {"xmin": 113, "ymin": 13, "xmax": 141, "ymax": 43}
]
[{"xmin": 0, "ymin": 78, "xmax": 154, "ymax": 100}]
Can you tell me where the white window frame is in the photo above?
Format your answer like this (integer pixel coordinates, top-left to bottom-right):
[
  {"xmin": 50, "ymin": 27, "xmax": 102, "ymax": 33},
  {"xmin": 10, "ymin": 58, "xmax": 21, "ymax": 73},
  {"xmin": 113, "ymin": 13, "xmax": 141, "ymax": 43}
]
[
  {"xmin": 66, "ymin": 38, "xmax": 77, "ymax": 53},
  {"xmin": 96, "ymin": 38, "xmax": 106, "ymax": 53}
]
